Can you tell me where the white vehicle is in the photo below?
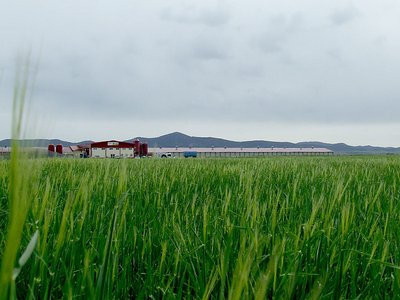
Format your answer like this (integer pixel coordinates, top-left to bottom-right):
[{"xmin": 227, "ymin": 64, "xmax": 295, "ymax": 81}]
[{"xmin": 157, "ymin": 152, "xmax": 173, "ymax": 158}]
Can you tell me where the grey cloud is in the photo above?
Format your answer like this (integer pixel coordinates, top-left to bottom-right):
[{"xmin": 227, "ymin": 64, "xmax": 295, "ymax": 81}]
[
  {"xmin": 326, "ymin": 48, "xmax": 343, "ymax": 61},
  {"xmin": 169, "ymin": 33, "xmax": 231, "ymax": 73},
  {"xmin": 190, "ymin": 38, "xmax": 229, "ymax": 60},
  {"xmin": 372, "ymin": 35, "xmax": 387, "ymax": 47},
  {"xmin": 160, "ymin": 4, "xmax": 230, "ymax": 27},
  {"xmin": 257, "ymin": 33, "xmax": 283, "ymax": 53},
  {"xmin": 255, "ymin": 13, "xmax": 304, "ymax": 54},
  {"xmin": 1, "ymin": 0, "xmax": 400, "ymax": 146},
  {"xmin": 330, "ymin": 7, "xmax": 360, "ymax": 26},
  {"xmin": 200, "ymin": 9, "xmax": 230, "ymax": 27},
  {"xmin": 235, "ymin": 63, "xmax": 264, "ymax": 78}
]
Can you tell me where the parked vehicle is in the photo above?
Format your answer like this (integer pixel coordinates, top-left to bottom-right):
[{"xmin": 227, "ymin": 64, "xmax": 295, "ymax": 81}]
[{"xmin": 184, "ymin": 151, "xmax": 198, "ymax": 158}]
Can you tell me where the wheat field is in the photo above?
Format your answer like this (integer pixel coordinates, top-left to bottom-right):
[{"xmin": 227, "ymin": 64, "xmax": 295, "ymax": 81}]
[{"xmin": 1, "ymin": 156, "xmax": 400, "ymax": 299}]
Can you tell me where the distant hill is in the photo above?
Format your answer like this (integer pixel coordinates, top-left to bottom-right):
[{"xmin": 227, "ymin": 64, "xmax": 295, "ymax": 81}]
[
  {"xmin": 1, "ymin": 132, "xmax": 400, "ymax": 154},
  {"xmin": 131, "ymin": 132, "xmax": 400, "ymax": 154},
  {"xmin": 0, "ymin": 139, "xmax": 93, "ymax": 147}
]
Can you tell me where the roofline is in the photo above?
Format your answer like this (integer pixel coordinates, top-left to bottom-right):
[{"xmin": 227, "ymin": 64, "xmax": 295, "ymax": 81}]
[{"xmin": 149, "ymin": 147, "xmax": 333, "ymax": 153}]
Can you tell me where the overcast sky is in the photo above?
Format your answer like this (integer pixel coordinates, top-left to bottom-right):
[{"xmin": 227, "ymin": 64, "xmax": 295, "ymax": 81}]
[{"xmin": 1, "ymin": 0, "xmax": 400, "ymax": 146}]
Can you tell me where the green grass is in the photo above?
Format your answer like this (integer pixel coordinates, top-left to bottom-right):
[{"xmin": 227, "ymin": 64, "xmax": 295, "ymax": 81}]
[{"xmin": 1, "ymin": 156, "xmax": 400, "ymax": 298}]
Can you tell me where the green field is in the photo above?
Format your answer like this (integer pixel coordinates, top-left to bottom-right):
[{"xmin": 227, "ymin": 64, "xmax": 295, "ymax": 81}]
[{"xmin": 1, "ymin": 156, "xmax": 400, "ymax": 299}]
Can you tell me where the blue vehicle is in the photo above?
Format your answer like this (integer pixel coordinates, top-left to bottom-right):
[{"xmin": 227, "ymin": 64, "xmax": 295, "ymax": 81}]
[{"xmin": 183, "ymin": 151, "xmax": 198, "ymax": 158}]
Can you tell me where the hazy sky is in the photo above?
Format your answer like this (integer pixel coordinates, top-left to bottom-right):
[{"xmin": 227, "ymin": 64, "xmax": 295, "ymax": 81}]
[{"xmin": 1, "ymin": 0, "xmax": 400, "ymax": 146}]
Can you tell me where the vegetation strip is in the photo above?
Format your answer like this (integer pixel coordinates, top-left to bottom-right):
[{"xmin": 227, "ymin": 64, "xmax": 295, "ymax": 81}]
[{"xmin": 1, "ymin": 156, "xmax": 400, "ymax": 298}]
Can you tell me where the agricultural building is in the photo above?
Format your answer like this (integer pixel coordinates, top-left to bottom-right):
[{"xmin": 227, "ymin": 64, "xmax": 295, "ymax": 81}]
[
  {"xmin": 1, "ymin": 147, "xmax": 47, "ymax": 158},
  {"xmin": 90, "ymin": 140, "xmax": 148, "ymax": 158},
  {"xmin": 47, "ymin": 140, "xmax": 148, "ymax": 158},
  {"xmin": 0, "ymin": 147, "xmax": 11, "ymax": 158},
  {"xmin": 91, "ymin": 141, "xmax": 135, "ymax": 158},
  {"xmin": 48, "ymin": 144, "xmax": 88, "ymax": 158},
  {"xmin": 47, "ymin": 141, "xmax": 332, "ymax": 158},
  {"xmin": 151, "ymin": 147, "xmax": 333, "ymax": 158}
]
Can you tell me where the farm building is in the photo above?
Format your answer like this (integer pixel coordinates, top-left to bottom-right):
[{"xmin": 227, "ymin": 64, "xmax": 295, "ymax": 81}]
[
  {"xmin": 47, "ymin": 144, "xmax": 88, "ymax": 158},
  {"xmin": 0, "ymin": 147, "xmax": 11, "ymax": 159},
  {"xmin": 91, "ymin": 141, "xmax": 134, "ymax": 158},
  {"xmin": 151, "ymin": 147, "xmax": 334, "ymax": 158},
  {"xmin": 47, "ymin": 140, "xmax": 148, "ymax": 158},
  {"xmin": 47, "ymin": 141, "xmax": 332, "ymax": 158},
  {"xmin": 1, "ymin": 147, "xmax": 48, "ymax": 158},
  {"xmin": 90, "ymin": 140, "xmax": 148, "ymax": 158}
]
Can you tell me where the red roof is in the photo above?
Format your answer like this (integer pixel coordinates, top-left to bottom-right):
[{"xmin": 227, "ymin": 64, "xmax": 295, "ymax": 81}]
[{"xmin": 91, "ymin": 140, "xmax": 135, "ymax": 148}]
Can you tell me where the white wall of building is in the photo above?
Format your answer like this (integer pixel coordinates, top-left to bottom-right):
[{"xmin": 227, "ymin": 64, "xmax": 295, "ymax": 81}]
[
  {"xmin": 120, "ymin": 148, "xmax": 134, "ymax": 158},
  {"xmin": 92, "ymin": 147, "xmax": 106, "ymax": 158},
  {"xmin": 91, "ymin": 147, "xmax": 135, "ymax": 158},
  {"xmin": 106, "ymin": 147, "xmax": 121, "ymax": 158}
]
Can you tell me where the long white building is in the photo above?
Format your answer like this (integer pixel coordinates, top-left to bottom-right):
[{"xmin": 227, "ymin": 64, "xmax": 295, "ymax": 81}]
[{"xmin": 150, "ymin": 147, "xmax": 333, "ymax": 158}]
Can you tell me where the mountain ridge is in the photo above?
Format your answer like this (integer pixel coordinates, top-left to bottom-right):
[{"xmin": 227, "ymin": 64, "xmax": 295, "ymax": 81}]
[
  {"xmin": 0, "ymin": 139, "xmax": 94, "ymax": 148},
  {"xmin": 1, "ymin": 132, "xmax": 399, "ymax": 154},
  {"xmin": 130, "ymin": 132, "xmax": 400, "ymax": 154}
]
